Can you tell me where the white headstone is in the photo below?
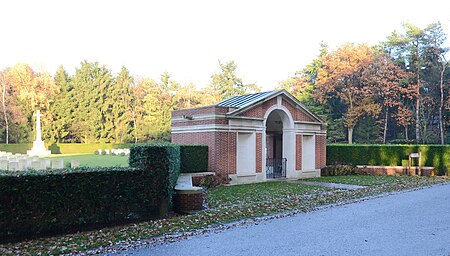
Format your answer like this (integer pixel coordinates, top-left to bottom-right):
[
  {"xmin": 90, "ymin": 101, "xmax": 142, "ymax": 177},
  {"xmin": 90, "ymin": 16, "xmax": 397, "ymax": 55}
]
[
  {"xmin": 71, "ymin": 160, "xmax": 80, "ymax": 168},
  {"xmin": 105, "ymin": 149, "xmax": 110, "ymax": 155},
  {"xmin": 0, "ymin": 160, "xmax": 8, "ymax": 170},
  {"xmin": 97, "ymin": 149, "xmax": 102, "ymax": 155},
  {"xmin": 31, "ymin": 160, "xmax": 45, "ymax": 170},
  {"xmin": 52, "ymin": 159, "xmax": 64, "ymax": 169},
  {"xmin": 8, "ymin": 161, "xmax": 19, "ymax": 171},
  {"xmin": 42, "ymin": 158, "xmax": 51, "ymax": 169},
  {"xmin": 18, "ymin": 159, "xmax": 27, "ymax": 170}
]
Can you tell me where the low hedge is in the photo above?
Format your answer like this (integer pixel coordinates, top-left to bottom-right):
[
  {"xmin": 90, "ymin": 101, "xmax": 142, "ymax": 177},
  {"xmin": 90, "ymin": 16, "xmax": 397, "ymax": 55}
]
[
  {"xmin": 0, "ymin": 167, "xmax": 161, "ymax": 242},
  {"xmin": 327, "ymin": 144, "xmax": 450, "ymax": 175},
  {"xmin": 0, "ymin": 143, "xmax": 32, "ymax": 154},
  {"xmin": 180, "ymin": 145, "xmax": 208, "ymax": 173}
]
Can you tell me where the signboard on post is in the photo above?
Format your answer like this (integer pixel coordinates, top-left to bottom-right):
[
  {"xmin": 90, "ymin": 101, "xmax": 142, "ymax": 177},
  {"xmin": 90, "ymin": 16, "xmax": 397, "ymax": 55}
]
[{"xmin": 408, "ymin": 152, "xmax": 422, "ymax": 176}]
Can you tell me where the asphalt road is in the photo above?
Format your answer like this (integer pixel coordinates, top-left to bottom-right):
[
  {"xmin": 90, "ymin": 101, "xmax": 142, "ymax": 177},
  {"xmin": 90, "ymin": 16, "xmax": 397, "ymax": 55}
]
[{"xmin": 113, "ymin": 183, "xmax": 450, "ymax": 256}]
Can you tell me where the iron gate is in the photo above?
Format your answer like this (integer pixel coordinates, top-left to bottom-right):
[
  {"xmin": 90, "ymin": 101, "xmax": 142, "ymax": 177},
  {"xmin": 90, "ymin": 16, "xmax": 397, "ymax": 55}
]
[{"xmin": 266, "ymin": 158, "xmax": 287, "ymax": 179}]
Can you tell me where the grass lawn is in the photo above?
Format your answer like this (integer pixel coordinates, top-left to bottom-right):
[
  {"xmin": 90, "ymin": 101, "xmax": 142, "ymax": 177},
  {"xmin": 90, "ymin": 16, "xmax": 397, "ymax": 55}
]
[
  {"xmin": 0, "ymin": 175, "xmax": 447, "ymax": 255},
  {"xmin": 303, "ymin": 175, "xmax": 406, "ymax": 186},
  {"xmin": 46, "ymin": 153, "xmax": 129, "ymax": 167}
]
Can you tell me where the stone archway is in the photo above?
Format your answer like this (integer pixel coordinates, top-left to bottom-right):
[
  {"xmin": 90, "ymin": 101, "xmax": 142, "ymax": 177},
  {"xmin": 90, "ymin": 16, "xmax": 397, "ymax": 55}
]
[{"xmin": 263, "ymin": 107, "xmax": 294, "ymax": 179}]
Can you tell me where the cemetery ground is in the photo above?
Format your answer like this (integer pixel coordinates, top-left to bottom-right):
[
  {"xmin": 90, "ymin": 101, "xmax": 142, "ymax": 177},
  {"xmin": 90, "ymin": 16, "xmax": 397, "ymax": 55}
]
[
  {"xmin": 0, "ymin": 175, "xmax": 448, "ymax": 255},
  {"xmin": 47, "ymin": 154, "xmax": 129, "ymax": 168}
]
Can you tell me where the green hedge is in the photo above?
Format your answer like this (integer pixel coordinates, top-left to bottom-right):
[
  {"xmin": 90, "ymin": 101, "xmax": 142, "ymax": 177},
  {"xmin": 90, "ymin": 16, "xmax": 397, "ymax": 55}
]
[
  {"xmin": 0, "ymin": 167, "xmax": 162, "ymax": 242},
  {"xmin": 327, "ymin": 144, "xmax": 450, "ymax": 175},
  {"xmin": 129, "ymin": 143, "xmax": 180, "ymax": 208},
  {"xmin": 180, "ymin": 145, "xmax": 208, "ymax": 173},
  {"xmin": 0, "ymin": 143, "xmax": 32, "ymax": 154}
]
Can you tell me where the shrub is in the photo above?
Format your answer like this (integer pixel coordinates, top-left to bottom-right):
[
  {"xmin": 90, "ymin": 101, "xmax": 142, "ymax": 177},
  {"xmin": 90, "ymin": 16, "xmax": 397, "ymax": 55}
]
[
  {"xmin": 327, "ymin": 144, "xmax": 450, "ymax": 175},
  {"xmin": 321, "ymin": 164, "xmax": 361, "ymax": 176},
  {"xmin": 129, "ymin": 143, "xmax": 181, "ymax": 208},
  {"xmin": 179, "ymin": 145, "xmax": 208, "ymax": 173},
  {"xmin": 0, "ymin": 167, "xmax": 161, "ymax": 242}
]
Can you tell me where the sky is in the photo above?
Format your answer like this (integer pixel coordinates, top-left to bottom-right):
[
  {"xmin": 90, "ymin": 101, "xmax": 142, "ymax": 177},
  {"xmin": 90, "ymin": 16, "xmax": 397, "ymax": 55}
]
[{"xmin": 1, "ymin": 0, "xmax": 449, "ymax": 90}]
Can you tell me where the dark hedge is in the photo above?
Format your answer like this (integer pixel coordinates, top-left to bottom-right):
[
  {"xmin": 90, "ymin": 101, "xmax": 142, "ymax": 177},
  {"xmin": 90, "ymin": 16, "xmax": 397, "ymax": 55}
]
[
  {"xmin": 0, "ymin": 167, "xmax": 160, "ymax": 243},
  {"xmin": 180, "ymin": 145, "xmax": 208, "ymax": 173},
  {"xmin": 327, "ymin": 144, "xmax": 450, "ymax": 175},
  {"xmin": 129, "ymin": 143, "xmax": 181, "ymax": 208}
]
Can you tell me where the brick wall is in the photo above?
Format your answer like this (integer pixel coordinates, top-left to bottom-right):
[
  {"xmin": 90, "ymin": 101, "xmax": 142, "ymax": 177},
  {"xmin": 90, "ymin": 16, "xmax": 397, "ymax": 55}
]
[
  {"xmin": 256, "ymin": 133, "xmax": 262, "ymax": 173},
  {"xmin": 172, "ymin": 132, "xmax": 236, "ymax": 182},
  {"xmin": 315, "ymin": 135, "xmax": 326, "ymax": 169},
  {"xmin": 172, "ymin": 119, "xmax": 228, "ymax": 127},
  {"xmin": 281, "ymin": 98, "xmax": 316, "ymax": 122},
  {"xmin": 172, "ymin": 105, "xmax": 228, "ymax": 118},
  {"xmin": 239, "ymin": 98, "xmax": 277, "ymax": 118},
  {"xmin": 296, "ymin": 134, "xmax": 302, "ymax": 170}
]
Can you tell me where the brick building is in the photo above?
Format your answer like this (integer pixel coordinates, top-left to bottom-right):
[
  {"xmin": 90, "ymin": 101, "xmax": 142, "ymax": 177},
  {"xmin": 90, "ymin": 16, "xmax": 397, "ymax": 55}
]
[{"xmin": 171, "ymin": 90, "xmax": 327, "ymax": 184}]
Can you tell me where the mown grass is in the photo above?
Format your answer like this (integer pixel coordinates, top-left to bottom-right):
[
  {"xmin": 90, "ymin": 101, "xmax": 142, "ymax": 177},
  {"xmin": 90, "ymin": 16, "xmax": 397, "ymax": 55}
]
[
  {"xmin": 304, "ymin": 175, "xmax": 404, "ymax": 186},
  {"xmin": 0, "ymin": 176, "xmax": 447, "ymax": 255},
  {"xmin": 46, "ymin": 154, "xmax": 129, "ymax": 167}
]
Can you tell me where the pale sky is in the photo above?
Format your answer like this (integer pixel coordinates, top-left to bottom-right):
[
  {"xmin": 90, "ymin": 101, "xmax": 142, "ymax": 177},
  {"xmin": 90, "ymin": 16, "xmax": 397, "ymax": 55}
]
[{"xmin": 1, "ymin": 0, "xmax": 449, "ymax": 90}]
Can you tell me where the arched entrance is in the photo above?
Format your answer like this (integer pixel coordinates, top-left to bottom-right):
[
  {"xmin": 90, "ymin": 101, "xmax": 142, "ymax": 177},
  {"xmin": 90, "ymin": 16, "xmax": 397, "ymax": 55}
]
[{"xmin": 264, "ymin": 109, "xmax": 292, "ymax": 179}]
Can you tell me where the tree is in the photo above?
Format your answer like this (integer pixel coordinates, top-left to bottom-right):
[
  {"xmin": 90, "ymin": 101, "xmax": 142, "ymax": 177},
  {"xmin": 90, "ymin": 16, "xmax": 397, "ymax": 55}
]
[
  {"xmin": 0, "ymin": 71, "xmax": 10, "ymax": 144},
  {"xmin": 110, "ymin": 66, "xmax": 134, "ymax": 143},
  {"xmin": 422, "ymin": 22, "xmax": 449, "ymax": 144},
  {"xmin": 209, "ymin": 60, "xmax": 260, "ymax": 101},
  {"xmin": 69, "ymin": 61, "xmax": 114, "ymax": 143},
  {"xmin": 315, "ymin": 43, "xmax": 381, "ymax": 144},
  {"xmin": 385, "ymin": 23, "xmax": 427, "ymax": 143},
  {"xmin": 279, "ymin": 42, "xmax": 328, "ymax": 114}
]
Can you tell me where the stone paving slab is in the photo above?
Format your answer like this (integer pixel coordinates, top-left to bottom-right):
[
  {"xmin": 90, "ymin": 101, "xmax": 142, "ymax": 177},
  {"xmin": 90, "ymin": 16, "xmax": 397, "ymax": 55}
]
[{"xmin": 290, "ymin": 180, "xmax": 367, "ymax": 190}]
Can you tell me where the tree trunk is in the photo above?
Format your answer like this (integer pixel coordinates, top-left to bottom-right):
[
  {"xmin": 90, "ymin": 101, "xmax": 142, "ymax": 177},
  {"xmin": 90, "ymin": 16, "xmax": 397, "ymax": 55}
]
[
  {"xmin": 415, "ymin": 47, "xmax": 421, "ymax": 144},
  {"xmin": 405, "ymin": 126, "xmax": 409, "ymax": 141},
  {"xmin": 383, "ymin": 111, "xmax": 388, "ymax": 144},
  {"xmin": 348, "ymin": 126, "xmax": 354, "ymax": 144},
  {"xmin": 438, "ymin": 60, "xmax": 446, "ymax": 145},
  {"xmin": 1, "ymin": 76, "xmax": 8, "ymax": 144}
]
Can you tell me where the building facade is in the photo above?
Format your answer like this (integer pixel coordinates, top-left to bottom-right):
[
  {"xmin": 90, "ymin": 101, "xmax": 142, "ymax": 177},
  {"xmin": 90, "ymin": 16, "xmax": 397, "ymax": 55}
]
[{"xmin": 171, "ymin": 90, "xmax": 327, "ymax": 184}]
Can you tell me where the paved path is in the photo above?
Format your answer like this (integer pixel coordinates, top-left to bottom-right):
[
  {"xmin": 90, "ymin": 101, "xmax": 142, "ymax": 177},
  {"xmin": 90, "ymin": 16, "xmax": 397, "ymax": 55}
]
[{"xmin": 110, "ymin": 183, "xmax": 450, "ymax": 256}]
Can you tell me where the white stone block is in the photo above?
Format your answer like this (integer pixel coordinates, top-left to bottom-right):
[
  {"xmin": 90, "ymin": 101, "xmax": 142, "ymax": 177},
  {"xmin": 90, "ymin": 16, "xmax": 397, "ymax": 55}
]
[
  {"xmin": 97, "ymin": 149, "xmax": 102, "ymax": 155},
  {"xmin": 8, "ymin": 161, "xmax": 19, "ymax": 171},
  {"xmin": 71, "ymin": 160, "xmax": 80, "ymax": 168},
  {"xmin": 42, "ymin": 158, "xmax": 51, "ymax": 169},
  {"xmin": 18, "ymin": 159, "xmax": 27, "ymax": 170},
  {"xmin": 0, "ymin": 160, "xmax": 8, "ymax": 170},
  {"xmin": 52, "ymin": 159, "xmax": 64, "ymax": 169},
  {"xmin": 31, "ymin": 160, "xmax": 45, "ymax": 170},
  {"xmin": 105, "ymin": 149, "xmax": 110, "ymax": 155}
]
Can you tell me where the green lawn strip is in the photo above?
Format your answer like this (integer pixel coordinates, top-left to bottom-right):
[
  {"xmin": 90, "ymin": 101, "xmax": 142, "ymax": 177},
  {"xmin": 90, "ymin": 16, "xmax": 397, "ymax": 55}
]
[
  {"xmin": 45, "ymin": 154, "xmax": 129, "ymax": 167},
  {"xmin": 304, "ymin": 175, "xmax": 420, "ymax": 186},
  {"xmin": 0, "ymin": 176, "xmax": 447, "ymax": 255}
]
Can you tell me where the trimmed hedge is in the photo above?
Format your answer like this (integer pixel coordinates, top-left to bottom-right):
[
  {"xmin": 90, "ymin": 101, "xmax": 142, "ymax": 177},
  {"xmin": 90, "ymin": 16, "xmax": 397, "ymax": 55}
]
[
  {"xmin": 0, "ymin": 143, "xmax": 32, "ymax": 154},
  {"xmin": 129, "ymin": 143, "xmax": 180, "ymax": 208},
  {"xmin": 0, "ymin": 143, "xmax": 184, "ymax": 242},
  {"xmin": 0, "ymin": 167, "xmax": 161, "ymax": 242},
  {"xmin": 180, "ymin": 145, "xmax": 208, "ymax": 173},
  {"xmin": 327, "ymin": 144, "xmax": 450, "ymax": 175}
]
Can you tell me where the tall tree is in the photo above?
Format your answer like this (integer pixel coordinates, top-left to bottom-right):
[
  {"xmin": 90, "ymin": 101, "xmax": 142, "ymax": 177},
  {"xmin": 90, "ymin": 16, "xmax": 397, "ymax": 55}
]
[
  {"xmin": 422, "ymin": 22, "xmax": 449, "ymax": 144},
  {"xmin": 209, "ymin": 60, "xmax": 260, "ymax": 101},
  {"xmin": 315, "ymin": 43, "xmax": 382, "ymax": 144},
  {"xmin": 110, "ymin": 66, "xmax": 134, "ymax": 143},
  {"xmin": 385, "ymin": 23, "xmax": 427, "ymax": 143}
]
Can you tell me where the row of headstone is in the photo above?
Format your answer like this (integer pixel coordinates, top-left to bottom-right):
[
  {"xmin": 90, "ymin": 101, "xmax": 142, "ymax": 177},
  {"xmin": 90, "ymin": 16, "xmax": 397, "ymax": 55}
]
[
  {"xmin": 0, "ymin": 152, "xmax": 81, "ymax": 171},
  {"xmin": 97, "ymin": 148, "xmax": 130, "ymax": 155}
]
